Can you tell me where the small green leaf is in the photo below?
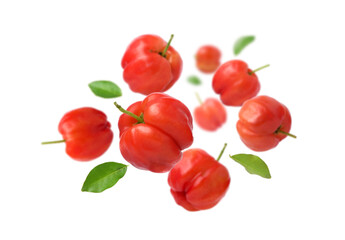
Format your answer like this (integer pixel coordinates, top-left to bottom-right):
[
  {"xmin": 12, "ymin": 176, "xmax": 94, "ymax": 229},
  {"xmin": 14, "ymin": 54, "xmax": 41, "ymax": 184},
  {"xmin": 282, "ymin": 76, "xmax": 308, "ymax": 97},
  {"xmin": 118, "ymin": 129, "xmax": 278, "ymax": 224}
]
[
  {"xmin": 233, "ymin": 35, "xmax": 255, "ymax": 55},
  {"xmin": 230, "ymin": 154, "xmax": 271, "ymax": 179},
  {"xmin": 88, "ymin": 80, "xmax": 122, "ymax": 98},
  {"xmin": 187, "ymin": 75, "xmax": 202, "ymax": 85},
  {"xmin": 82, "ymin": 162, "xmax": 127, "ymax": 193}
]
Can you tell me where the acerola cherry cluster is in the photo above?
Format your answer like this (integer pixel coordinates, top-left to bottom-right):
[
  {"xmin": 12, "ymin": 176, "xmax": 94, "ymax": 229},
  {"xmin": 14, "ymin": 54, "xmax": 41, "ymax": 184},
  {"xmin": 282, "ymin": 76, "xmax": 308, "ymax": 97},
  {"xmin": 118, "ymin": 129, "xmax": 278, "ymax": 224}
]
[{"xmin": 44, "ymin": 34, "xmax": 295, "ymax": 212}]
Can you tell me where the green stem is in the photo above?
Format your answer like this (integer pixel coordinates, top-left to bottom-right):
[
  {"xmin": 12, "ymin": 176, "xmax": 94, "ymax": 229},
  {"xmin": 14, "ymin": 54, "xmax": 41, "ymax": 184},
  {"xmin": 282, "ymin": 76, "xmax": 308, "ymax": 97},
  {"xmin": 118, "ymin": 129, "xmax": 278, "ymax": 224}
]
[
  {"xmin": 114, "ymin": 102, "xmax": 144, "ymax": 123},
  {"xmin": 216, "ymin": 143, "xmax": 228, "ymax": 161},
  {"xmin": 41, "ymin": 139, "xmax": 65, "ymax": 145},
  {"xmin": 195, "ymin": 92, "xmax": 203, "ymax": 105},
  {"xmin": 249, "ymin": 64, "xmax": 270, "ymax": 75},
  {"xmin": 276, "ymin": 129, "xmax": 297, "ymax": 138},
  {"xmin": 161, "ymin": 34, "xmax": 174, "ymax": 58}
]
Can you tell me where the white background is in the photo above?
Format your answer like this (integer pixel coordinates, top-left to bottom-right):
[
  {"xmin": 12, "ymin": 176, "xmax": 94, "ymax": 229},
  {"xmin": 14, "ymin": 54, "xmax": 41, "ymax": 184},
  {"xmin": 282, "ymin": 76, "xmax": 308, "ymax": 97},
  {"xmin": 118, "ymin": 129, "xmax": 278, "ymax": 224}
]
[{"xmin": 1, "ymin": 0, "xmax": 344, "ymax": 239}]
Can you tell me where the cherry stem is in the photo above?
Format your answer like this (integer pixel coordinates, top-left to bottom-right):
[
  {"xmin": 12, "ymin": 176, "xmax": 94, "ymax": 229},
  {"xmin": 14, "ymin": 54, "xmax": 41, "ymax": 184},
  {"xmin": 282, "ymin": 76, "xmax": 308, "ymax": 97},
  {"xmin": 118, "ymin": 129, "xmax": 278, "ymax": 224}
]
[
  {"xmin": 41, "ymin": 139, "xmax": 65, "ymax": 145},
  {"xmin": 161, "ymin": 34, "xmax": 174, "ymax": 58},
  {"xmin": 249, "ymin": 64, "xmax": 270, "ymax": 75},
  {"xmin": 216, "ymin": 143, "xmax": 228, "ymax": 161},
  {"xmin": 114, "ymin": 102, "xmax": 144, "ymax": 123},
  {"xmin": 195, "ymin": 92, "xmax": 203, "ymax": 105},
  {"xmin": 276, "ymin": 129, "xmax": 297, "ymax": 138}
]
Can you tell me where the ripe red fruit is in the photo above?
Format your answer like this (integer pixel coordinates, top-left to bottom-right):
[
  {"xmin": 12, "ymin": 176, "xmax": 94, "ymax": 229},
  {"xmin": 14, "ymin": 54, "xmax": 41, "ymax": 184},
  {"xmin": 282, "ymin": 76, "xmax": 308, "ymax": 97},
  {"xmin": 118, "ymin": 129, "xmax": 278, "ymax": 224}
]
[
  {"xmin": 116, "ymin": 93, "xmax": 193, "ymax": 173},
  {"xmin": 168, "ymin": 148, "xmax": 230, "ymax": 211},
  {"xmin": 195, "ymin": 45, "xmax": 221, "ymax": 73},
  {"xmin": 236, "ymin": 95, "xmax": 295, "ymax": 151},
  {"xmin": 212, "ymin": 60, "xmax": 268, "ymax": 106},
  {"xmin": 121, "ymin": 34, "xmax": 183, "ymax": 95},
  {"xmin": 44, "ymin": 107, "xmax": 113, "ymax": 161},
  {"xmin": 194, "ymin": 97, "xmax": 227, "ymax": 131}
]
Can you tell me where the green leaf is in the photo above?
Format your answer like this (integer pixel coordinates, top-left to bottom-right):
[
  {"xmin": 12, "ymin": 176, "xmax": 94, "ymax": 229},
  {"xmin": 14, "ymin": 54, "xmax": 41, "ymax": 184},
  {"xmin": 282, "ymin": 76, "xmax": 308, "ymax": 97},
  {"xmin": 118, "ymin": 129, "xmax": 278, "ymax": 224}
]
[
  {"xmin": 82, "ymin": 162, "xmax": 127, "ymax": 193},
  {"xmin": 88, "ymin": 80, "xmax": 122, "ymax": 98},
  {"xmin": 233, "ymin": 35, "xmax": 255, "ymax": 55},
  {"xmin": 230, "ymin": 154, "xmax": 271, "ymax": 179},
  {"xmin": 187, "ymin": 75, "xmax": 202, "ymax": 85}
]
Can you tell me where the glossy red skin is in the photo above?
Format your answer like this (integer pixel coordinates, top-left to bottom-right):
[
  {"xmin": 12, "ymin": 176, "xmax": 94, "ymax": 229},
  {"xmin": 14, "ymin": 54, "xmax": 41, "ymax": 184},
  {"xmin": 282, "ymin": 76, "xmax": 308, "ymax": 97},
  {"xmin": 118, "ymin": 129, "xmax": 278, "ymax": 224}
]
[
  {"xmin": 195, "ymin": 45, "xmax": 221, "ymax": 73},
  {"xmin": 194, "ymin": 98, "xmax": 227, "ymax": 131},
  {"xmin": 212, "ymin": 60, "xmax": 260, "ymax": 106},
  {"xmin": 121, "ymin": 34, "xmax": 183, "ymax": 95},
  {"xmin": 236, "ymin": 95, "xmax": 292, "ymax": 151},
  {"xmin": 58, "ymin": 107, "xmax": 113, "ymax": 161},
  {"xmin": 118, "ymin": 93, "xmax": 193, "ymax": 173},
  {"xmin": 168, "ymin": 149, "xmax": 230, "ymax": 211}
]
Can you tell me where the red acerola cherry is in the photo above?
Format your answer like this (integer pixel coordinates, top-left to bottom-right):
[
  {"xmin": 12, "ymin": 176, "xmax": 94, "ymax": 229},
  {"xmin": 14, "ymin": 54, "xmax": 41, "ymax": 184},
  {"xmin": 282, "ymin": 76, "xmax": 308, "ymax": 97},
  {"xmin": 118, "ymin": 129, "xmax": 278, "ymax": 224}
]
[
  {"xmin": 168, "ymin": 146, "xmax": 230, "ymax": 211},
  {"xmin": 115, "ymin": 93, "xmax": 193, "ymax": 173},
  {"xmin": 236, "ymin": 95, "xmax": 296, "ymax": 151},
  {"xmin": 195, "ymin": 45, "xmax": 221, "ymax": 73},
  {"xmin": 212, "ymin": 60, "xmax": 269, "ymax": 106},
  {"xmin": 43, "ymin": 107, "xmax": 113, "ymax": 161},
  {"xmin": 194, "ymin": 94, "xmax": 227, "ymax": 131},
  {"xmin": 121, "ymin": 34, "xmax": 183, "ymax": 95}
]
